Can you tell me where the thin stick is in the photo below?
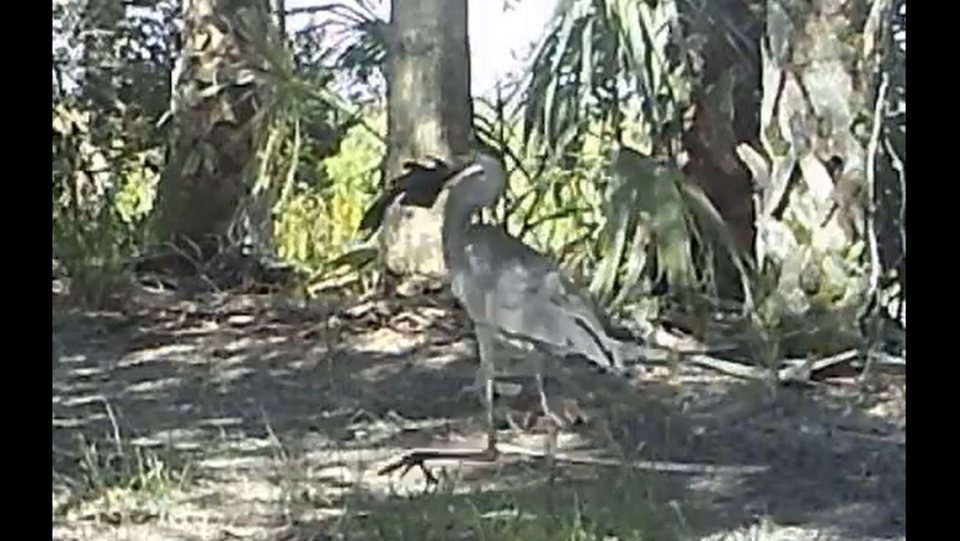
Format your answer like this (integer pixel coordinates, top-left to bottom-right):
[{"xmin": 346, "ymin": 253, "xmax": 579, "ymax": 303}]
[{"xmin": 377, "ymin": 441, "xmax": 769, "ymax": 482}]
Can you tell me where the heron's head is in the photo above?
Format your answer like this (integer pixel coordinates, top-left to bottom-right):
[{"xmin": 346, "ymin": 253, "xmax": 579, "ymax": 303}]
[
  {"xmin": 357, "ymin": 152, "xmax": 508, "ymax": 236},
  {"xmin": 445, "ymin": 152, "xmax": 507, "ymax": 210}
]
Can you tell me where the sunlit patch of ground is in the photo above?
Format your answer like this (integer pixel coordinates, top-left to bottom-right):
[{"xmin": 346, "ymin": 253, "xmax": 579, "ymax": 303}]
[{"xmin": 52, "ymin": 292, "xmax": 905, "ymax": 541}]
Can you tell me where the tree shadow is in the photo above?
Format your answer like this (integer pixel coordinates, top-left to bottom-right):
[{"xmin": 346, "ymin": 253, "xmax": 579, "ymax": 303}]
[{"xmin": 51, "ymin": 293, "xmax": 905, "ymax": 540}]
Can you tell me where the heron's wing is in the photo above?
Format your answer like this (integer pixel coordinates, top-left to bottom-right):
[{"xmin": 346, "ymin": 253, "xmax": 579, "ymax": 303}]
[{"xmin": 468, "ymin": 227, "xmax": 630, "ymax": 371}]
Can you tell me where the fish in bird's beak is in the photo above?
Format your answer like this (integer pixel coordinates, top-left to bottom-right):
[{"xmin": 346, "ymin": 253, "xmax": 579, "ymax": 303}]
[{"xmin": 358, "ymin": 156, "xmax": 474, "ymax": 237}]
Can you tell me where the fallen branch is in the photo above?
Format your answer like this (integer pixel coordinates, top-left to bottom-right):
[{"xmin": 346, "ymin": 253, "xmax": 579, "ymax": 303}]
[
  {"xmin": 642, "ymin": 347, "xmax": 903, "ymax": 384},
  {"xmin": 495, "ymin": 442, "xmax": 770, "ymax": 475},
  {"xmin": 684, "ymin": 353, "xmax": 771, "ymax": 380},
  {"xmin": 776, "ymin": 349, "xmax": 861, "ymax": 382},
  {"xmin": 377, "ymin": 442, "xmax": 769, "ymax": 484},
  {"xmin": 679, "ymin": 349, "xmax": 861, "ymax": 383}
]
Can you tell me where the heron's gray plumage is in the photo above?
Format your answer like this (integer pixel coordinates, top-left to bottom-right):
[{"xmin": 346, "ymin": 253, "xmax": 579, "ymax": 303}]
[
  {"xmin": 363, "ymin": 152, "xmax": 643, "ymax": 456},
  {"xmin": 449, "ymin": 221, "xmax": 635, "ymax": 373},
  {"xmin": 379, "ymin": 153, "xmax": 640, "ymax": 371}
]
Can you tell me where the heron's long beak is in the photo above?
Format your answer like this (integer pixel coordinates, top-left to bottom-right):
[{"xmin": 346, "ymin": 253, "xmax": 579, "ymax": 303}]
[
  {"xmin": 398, "ymin": 158, "xmax": 484, "ymax": 205},
  {"xmin": 444, "ymin": 162, "xmax": 485, "ymax": 188}
]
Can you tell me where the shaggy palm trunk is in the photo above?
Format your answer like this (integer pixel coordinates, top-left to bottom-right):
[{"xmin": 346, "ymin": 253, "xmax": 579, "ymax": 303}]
[
  {"xmin": 153, "ymin": 0, "xmax": 275, "ymax": 274},
  {"xmin": 678, "ymin": 0, "xmax": 764, "ymax": 302},
  {"xmin": 749, "ymin": 0, "xmax": 884, "ymax": 319},
  {"xmin": 380, "ymin": 0, "xmax": 473, "ymax": 287},
  {"xmin": 876, "ymin": 0, "xmax": 905, "ymax": 320}
]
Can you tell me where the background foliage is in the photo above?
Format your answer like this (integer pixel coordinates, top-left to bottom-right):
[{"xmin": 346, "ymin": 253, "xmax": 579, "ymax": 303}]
[
  {"xmin": 51, "ymin": 2, "xmax": 907, "ymax": 536},
  {"xmin": 52, "ymin": 0, "xmax": 906, "ymax": 354}
]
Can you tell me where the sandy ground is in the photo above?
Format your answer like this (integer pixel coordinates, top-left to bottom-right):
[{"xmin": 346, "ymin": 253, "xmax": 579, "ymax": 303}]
[{"xmin": 52, "ymin": 291, "xmax": 905, "ymax": 541}]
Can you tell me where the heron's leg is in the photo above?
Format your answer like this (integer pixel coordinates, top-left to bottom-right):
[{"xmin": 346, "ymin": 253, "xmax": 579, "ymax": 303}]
[
  {"xmin": 544, "ymin": 415, "xmax": 559, "ymax": 485},
  {"xmin": 535, "ymin": 370, "xmax": 563, "ymax": 426},
  {"xmin": 535, "ymin": 372, "xmax": 560, "ymax": 482},
  {"xmin": 454, "ymin": 370, "xmax": 484, "ymax": 403},
  {"xmin": 475, "ymin": 326, "xmax": 498, "ymax": 454}
]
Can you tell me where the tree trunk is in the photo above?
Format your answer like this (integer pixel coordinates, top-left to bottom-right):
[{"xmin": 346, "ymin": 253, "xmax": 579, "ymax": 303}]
[
  {"xmin": 873, "ymin": 0, "xmax": 905, "ymax": 322},
  {"xmin": 152, "ymin": 0, "xmax": 277, "ymax": 278},
  {"xmin": 678, "ymin": 0, "xmax": 764, "ymax": 302},
  {"xmin": 752, "ymin": 0, "xmax": 879, "ymax": 318},
  {"xmin": 380, "ymin": 0, "xmax": 473, "ymax": 287}
]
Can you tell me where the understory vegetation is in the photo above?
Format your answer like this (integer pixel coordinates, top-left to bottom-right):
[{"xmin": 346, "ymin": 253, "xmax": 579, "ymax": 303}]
[{"xmin": 53, "ymin": 1, "xmax": 906, "ymax": 540}]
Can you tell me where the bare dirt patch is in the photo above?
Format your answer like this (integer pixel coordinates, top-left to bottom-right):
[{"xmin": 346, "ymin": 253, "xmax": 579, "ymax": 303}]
[{"xmin": 52, "ymin": 291, "xmax": 905, "ymax": 541}]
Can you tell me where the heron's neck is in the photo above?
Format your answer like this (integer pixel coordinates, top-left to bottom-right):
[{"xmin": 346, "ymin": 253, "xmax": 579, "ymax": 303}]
[{"xmin": 441, "ymin": 199, "xmax": 475, "ymax": 271}]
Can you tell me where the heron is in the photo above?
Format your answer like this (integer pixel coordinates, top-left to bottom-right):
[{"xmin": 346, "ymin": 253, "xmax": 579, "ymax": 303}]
[{"xmin": 362, "ymin": 152, "xmax": 648, "ymax": 478}]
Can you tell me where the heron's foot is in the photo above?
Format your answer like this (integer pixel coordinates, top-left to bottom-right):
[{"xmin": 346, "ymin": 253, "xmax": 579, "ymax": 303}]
[
  {"xmin": 537, "ymin": 388, "xmax": 572, "ymax": 431},
  {"xmin": 377, "ymin": 447, "xmax": 500, "ymax": 486},
  {"xmin": 558, "ymin": 398, "xmax": 590, "ymax": 426},
  {"xmin": 377, "ymin": 450, "xmax": 444, "ymax": 485},
  {"xmin": 505, "ymin": 409, "xmax": 539, "ymax": 433}
]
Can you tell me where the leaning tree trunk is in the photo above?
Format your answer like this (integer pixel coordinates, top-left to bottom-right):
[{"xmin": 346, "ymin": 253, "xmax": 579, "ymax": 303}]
[
  {"xmin": 677, "ymin": 0, "xmax": 764, "ymax": 302},
  {"xmin": 152, "ymin": 0, "xmax": 277, "ymax": 279},
  {"xmin": 379, "ymin": 0, "xmax": 473, "ymax": 289}
]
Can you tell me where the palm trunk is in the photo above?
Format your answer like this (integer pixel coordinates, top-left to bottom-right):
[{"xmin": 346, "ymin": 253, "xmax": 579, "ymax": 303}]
[
  {"xmin": 152, "ymin": 0, "xmax": 276, "ymax": 276},
  {"xmin": 380, "ymin": 0, "xmax": 474, "ymax": 287},
  {"xmin": 678, "ymin": 0, "xmax": 764, "ymax": 302},
  {"xmin": 752, "ymin": 0, "xmax": 882, "ymax": 318}
]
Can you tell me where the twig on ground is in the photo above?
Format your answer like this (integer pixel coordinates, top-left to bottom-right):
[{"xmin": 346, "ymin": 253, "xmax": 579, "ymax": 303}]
[{"xmin": 377, "ymin": 442, "xmax": 770, "ymax": 484}]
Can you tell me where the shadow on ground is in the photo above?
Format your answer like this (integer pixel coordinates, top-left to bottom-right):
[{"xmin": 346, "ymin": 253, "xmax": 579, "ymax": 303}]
[{"xmin": 52, "ymin": 292, "xmax": 905, "ymax": 541}]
